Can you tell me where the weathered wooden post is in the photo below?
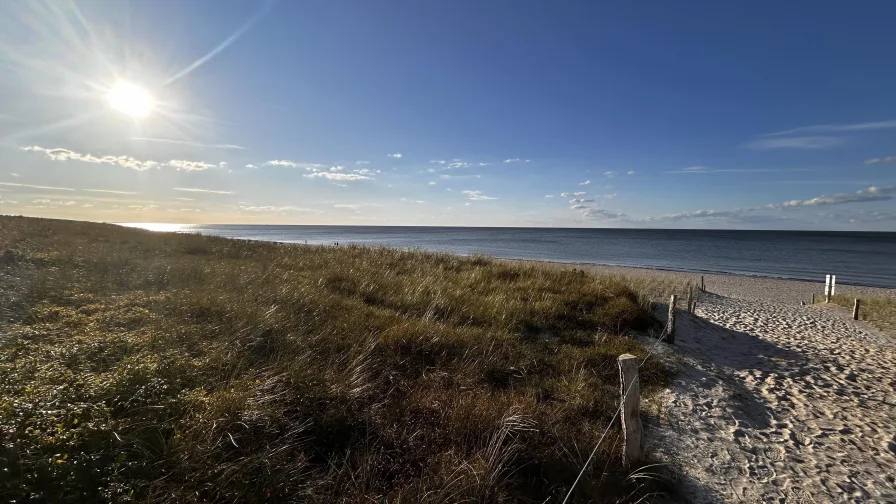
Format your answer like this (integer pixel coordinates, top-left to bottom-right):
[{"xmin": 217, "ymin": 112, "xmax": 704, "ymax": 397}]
[
  {"xmin": 853, "ymin": 299, "xmax": 860, "ymax": 320},
  {"xmin": 825, "ymin": 275, "xmax": 831, "ymax": 303},
  {"xmin": 686, "ymin": 287, "xmax": 693, "ymax": 314},
  {"xmin": 666, "ymin": 295, "xmax": 677, "ymax": 344},
  {"xmin": 701, "ymin": 276, "xmax": 705, "ymax": 292},
  {"xmin": 812, "ymin": 293, "xmax": 815, "ymax": 304},
  {"xmin": 617, "ymin": 354, "xmax": 642, "ymax": 466}
]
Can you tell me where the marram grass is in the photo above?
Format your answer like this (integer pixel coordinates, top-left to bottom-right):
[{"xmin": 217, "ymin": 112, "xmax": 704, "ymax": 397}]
[{"xmin": 0, "ymin": 216, "xmax": 672, "ymax": 503}]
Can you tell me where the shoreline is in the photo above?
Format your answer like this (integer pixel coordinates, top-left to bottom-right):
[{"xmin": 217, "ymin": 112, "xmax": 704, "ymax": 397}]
[
  {"xmin": 121, "ymin": 222, "xmax": 896, "ymax": 296},
  {"xmin": 504, "ymin": 258, "xmax": 896, "ymax": 303}
]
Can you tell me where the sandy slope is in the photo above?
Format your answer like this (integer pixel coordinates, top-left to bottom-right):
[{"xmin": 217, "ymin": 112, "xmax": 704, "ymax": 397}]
[{"xmin": 646, "ymin": 291, "xmax": 896, "ymax": 503}]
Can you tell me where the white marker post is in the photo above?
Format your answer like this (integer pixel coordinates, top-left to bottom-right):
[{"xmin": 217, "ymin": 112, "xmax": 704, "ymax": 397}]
[
  {"xmin": 825, "ymin": 275, "xmax": 831, "ymax": 303},
  {"xmin": 831, "ymin": 275, "xmax": 836, "ymax": 297}
]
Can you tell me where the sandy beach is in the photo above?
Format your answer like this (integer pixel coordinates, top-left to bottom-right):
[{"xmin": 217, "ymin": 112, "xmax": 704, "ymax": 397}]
[
  {"xmin": 511, "ymin": 260, "xmax": 896, "ymax": 303},
  {"xmin": 532, "ymin": 261, "xmax": 896, "ymax": 502}
]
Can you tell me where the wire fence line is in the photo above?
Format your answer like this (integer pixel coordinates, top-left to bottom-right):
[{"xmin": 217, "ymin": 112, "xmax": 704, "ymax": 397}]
[{"xmin": 561, "ymin": 319, "xmax": 674, "ymax": 503}]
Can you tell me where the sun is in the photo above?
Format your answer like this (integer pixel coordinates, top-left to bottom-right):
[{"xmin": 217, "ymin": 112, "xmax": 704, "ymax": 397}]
[{"xmin": 107, "ymin": 81, "xmax": 154, "ymax": 118}]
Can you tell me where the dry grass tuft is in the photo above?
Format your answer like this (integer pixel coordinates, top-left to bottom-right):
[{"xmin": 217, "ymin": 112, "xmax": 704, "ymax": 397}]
[
  {"xmin": 828, "ymin": 294, "xmax": 896, "ymax": 335},
  {"xmin": 0, "ymin": 216, "xmax": 670, "ymax": 503}
]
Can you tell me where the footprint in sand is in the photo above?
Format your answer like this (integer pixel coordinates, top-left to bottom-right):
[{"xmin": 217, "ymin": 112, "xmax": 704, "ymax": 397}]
[{"xmin": 645, "ymin": 292, "xmax": 896, "ymax": 503}]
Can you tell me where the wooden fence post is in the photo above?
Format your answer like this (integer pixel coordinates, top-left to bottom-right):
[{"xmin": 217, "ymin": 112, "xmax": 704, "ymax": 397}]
[
  {"xmin": 666, "ymin": 295, "xmax": 677, "ymax": 344},
  {"xmin": 831, "ymin": 275, "xmax": 837, "ymax": 297},
  {"xmin": 825, "ymin": 275, "xmax": 831, "ymax": 303},
  {"xmin": 812, "ymin": 293, "xmax": 815, "ymax": 304},
  {"xmin": 701, "ymin": 276, "xmax": 705, "ymax": 292},
  {"xmin": 686, "ymin": 287, "xmax": 693, "ymax": 314},
  {"xmin": 853, "ymin": 299, "xmax": 860, "ymax": 321},
  {"xmin": 618, "ymin": 354, "xmax": 642, "ymax": 467}
]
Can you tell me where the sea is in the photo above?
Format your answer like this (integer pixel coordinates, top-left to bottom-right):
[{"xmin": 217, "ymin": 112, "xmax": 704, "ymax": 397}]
[{"xmin": 122, "ymin": 224, "xmax": 896, "ymax": 289}]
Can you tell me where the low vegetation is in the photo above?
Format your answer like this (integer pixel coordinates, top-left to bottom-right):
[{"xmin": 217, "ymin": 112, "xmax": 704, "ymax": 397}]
[
  {"xmin": 0, "ymin": 216, "xmax": 672, "ymax": 503},
  {"xmin": 829, "ymin": 294, "xmax": 896, "ymax": 335}
]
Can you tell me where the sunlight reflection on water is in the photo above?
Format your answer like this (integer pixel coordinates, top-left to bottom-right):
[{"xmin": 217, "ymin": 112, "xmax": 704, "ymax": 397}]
[{"xmin": 117, "ymin": 223, "xmax": 198, "ymax": 233}]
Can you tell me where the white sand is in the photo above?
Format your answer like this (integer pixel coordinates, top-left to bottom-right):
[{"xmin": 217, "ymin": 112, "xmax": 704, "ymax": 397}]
[
  {"xmin": 631, "ymin": 283, "xmax": 895, "ymax": 501},
  {"xmin": 523, "ymin": 261, "xmax": 896, "ymax": 502}
]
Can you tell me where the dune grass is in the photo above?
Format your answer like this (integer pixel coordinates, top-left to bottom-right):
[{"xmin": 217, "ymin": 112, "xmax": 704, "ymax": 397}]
[
  {"xmin": 0, "ymin": 216, "xmax": 672, "ymax": 503},
  {"xmin": 828, "ymin": 294, "xmax": 896, "ymax": 335}
]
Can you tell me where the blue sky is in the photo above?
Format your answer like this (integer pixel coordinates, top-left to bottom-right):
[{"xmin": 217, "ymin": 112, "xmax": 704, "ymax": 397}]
[{"xmin": 1, "ymin": 0, "xmax": 895, "ymax": 229}]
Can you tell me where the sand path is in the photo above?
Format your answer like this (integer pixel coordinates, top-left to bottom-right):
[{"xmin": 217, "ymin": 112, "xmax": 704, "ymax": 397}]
[{"xmin": 648, "ymin": 292, "xmax": 896, "ymax": 503}]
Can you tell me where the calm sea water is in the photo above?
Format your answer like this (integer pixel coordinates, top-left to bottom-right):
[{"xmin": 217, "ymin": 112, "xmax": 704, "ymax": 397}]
[{"xmin": 126, "ymin": 225, "xmax": 896, "ymax": 289}]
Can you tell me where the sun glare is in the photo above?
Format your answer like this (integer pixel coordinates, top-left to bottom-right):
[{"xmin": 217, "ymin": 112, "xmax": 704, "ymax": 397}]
[{"xmin": 107, "ymin": 81, "xmax": 154, "ymax": 118}]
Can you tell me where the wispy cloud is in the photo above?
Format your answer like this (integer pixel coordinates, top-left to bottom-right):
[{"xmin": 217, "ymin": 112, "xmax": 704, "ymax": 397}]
[
  {"xmin": 764, "ymin": 120, "xmax": 896, "ymax": 137},
  {"xmin": 238, "ymin": 205, "xmax": 319, "ymax": 213},
  {"xmin": 263, "ymin": 160, "xmax": 374, "ymax": 181},
  {"xmin": 333, "ymin": 203, "xmax": 384, "ymax": 211},
  {"xmin": 387, "ymin": 153, "xmax": 403, "ymax": 159},
  {"xmin": 264, "ymin": 160, "xmax": 325, "ymax": 170},
  {"xmin": 126, "ymin": 204, "xmax": 159, "ymax": 211},
  {"xmin": 173, "ymin": 187, "xmax": 234, "ymax": 194},
  {"xmin": 22, "ymin": 146, "xmax": 160, "ymax": 171},
  {"xmin": 578, "ymin": 180, "xmax": 591, "ymax": 186},
  {"xmin": 645, "ymin": 209, "xmax": 746, "ymax": 222},
  {"xmin": 0, "ymin": 181, "xmax": 75, "ymax": 191},
  {"xmin": 462, "ymin": 190, "xmax": 497, "ymax": 201},
  {"xmin": 503, "ymin": 158, "xmax": 520, "ymax": 163},
  {"xmin": 304, "ymin": 172, "xmax": 372, "ymax": 181},
  {"xmin": 745, "ymin": 136, "xmax": 843, "ymax": 150},
  {"xmin": 582, "ymin": 208, "xmax": 626, "ymax": 220},
  {"xmin": 22, "ymin": 146, "xmax": 223, "ymax": 171},
  {"xmin": 645, "ymin": 185, "xmax": 896, "ymax": 223},
  {"xmin": 627, "ymin": 171, "xmax": 636, "ymax": 175},
  {"xmin": 440, "ymin": 174, "xmax": 481, "ymax": 180},
  {"xmin": 245, "ymin": 164, "xmax": 257, "ymax": 169},
  {"xmin": 33, "ymin": 199, "xmax": 76, "ymax": 206},
  {"xmin": 569, "ymin": 198, "xmax": 595, "ymax": 204},
  {"xmin": 400, "ymin": 198, "xmax": 425, "ymax": 204},
  {"xmin": 356, "ymin": 160, "xmax": 370, "ymax": 165},
  {"xmin": 665, "ymin": 166, "xmax": 812, "ymax": 174},
  {"xmin": 166, "ymin": 160, "xmax": 218, "ymax": 171},
  {"xmin": 545, "ymin": 194, "xmax": 555, "ymax": 198},
  {"xmin": 603, "ymin": 171, "xmax": 616, "ymax": 177},
  {"xmin": 428, "ymin": 181, "xmax": 437, "ymax": 186},
  {"xmin": 425, "ymin": 159, "xmax": 486, "ymax": 173},
  {"xmin": 865, "ymin": 156, "xmax": 896, "ymax": 165},
  {"xmin": 768, "ymin": 185, "xmax": 896, "ymax": 208},
  {"xmin": 83, "ymin": 189, "xmax": 138, "ymax": 195},
  {"xmin": 130, "ymin": 137, "xmax": 244, "ymax": 149},
  {"xmin": 9, "ymin": 172, "xmax": 20, "ymax": 177}
]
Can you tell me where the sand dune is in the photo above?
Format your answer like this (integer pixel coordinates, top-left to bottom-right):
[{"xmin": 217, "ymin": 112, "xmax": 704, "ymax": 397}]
[{"xmin": 646, "ymin": 290, "xmax": 896, "ymax": 503}]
